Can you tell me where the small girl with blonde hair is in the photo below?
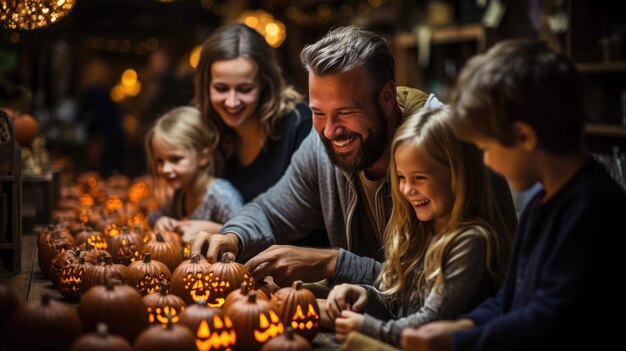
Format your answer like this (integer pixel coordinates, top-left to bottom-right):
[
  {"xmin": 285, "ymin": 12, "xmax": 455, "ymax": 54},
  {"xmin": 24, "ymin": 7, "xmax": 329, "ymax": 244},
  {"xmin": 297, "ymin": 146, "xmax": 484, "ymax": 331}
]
[
  {"xmin": 326, "ymin": 107, "xmax": 511, "ymax": 346},
  {"xmin": 145, "ymin": 106, "xmax": 243, "ymax": 241}
]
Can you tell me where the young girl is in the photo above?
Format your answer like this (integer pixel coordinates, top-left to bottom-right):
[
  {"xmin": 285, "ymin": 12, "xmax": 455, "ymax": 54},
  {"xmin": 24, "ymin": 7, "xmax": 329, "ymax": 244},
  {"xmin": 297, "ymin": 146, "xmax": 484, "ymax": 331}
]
[
  {"xmin": 145, "ymin": 106, "xmax": 243, "ymax": 242},
  {"xmin": 325, "ymin": 108, "xmax": 511, "ymax": 347}
]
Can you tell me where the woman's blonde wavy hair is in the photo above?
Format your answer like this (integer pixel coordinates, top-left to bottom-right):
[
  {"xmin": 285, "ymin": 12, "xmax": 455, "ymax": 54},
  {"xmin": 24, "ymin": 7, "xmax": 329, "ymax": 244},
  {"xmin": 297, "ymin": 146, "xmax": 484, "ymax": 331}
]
[{"xmin": 377, "ymin": 107, "xmax": 511, "ymax": 304}]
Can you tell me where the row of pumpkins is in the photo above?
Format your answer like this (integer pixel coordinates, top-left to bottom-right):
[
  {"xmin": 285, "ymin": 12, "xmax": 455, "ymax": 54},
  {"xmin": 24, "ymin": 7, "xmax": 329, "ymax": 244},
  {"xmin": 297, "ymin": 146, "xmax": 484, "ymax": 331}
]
[
  {"xmin": 0, "ymin": 281, "xmax": 314, "ymax": 351},
  {"xmin": 3, "ymin": 172, "xmax": 322, "ymax": 351}
]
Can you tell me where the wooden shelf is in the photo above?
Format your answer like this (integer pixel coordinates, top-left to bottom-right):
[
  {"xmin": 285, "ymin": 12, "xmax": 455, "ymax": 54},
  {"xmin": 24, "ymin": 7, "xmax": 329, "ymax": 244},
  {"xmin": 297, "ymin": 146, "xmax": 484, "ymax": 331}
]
[
  {"xmin": 396, "ymin": 23, "xmax": 486, "ymax": 51},
  {"xmin": 576, "ymin": 61, "xmax": 626, "ymax": 73},
  {"xmin": 584, "ymin": 123, "xmax": 626, "ymax": 137}
]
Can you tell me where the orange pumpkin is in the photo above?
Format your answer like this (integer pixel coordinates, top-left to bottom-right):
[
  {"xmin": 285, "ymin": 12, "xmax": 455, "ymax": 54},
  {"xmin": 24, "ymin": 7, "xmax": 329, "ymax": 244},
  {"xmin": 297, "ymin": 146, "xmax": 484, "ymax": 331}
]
[
  {"xmin": 108, "ymin": 226, "xmax": 144, "ymax": 265},
  {"xmin": 141, "ymin": 232, "xmax": 183, "ymax": 272},
  {"xmin": 260, "ymin": 327, "xmax": 311, "ymax": 351},
  {"xmin": 226, "ymin": 292, "xmax": 284, "ymax": 351},
  {"xmin": 58, "ymin": 256, "xmax": 94, "ymax": 300},
  {"xmin": 224, "ymin": 281, "xmax": 269, "ymax": 311},
  {"xmin": 205, "ymin": 252, "xmax": 255, "ymax": 308},
  {"xmin": 271, "ymin": 281, "xmax": 320, "ymax": 341},
  {"xmin": 70, "ymin": 323, "xmax": 133, "ymax": 351},
  {"xmin": 143, "ymin": 282, "xmax": 186, "ymax": 327},
  {"xmin": 81, "ymin": 256, "xmax": 129, "ymax": 293},
  {"xmin": 128, "ymin": 253, "xmax": 172, "ymax": 295},
  {"xmin": 179, "ymin": 300, "xmax": 237, "ymax": 351},
  {"xmin": 170, "ymin": 255, "xmax": 213, "ymax": 305}
]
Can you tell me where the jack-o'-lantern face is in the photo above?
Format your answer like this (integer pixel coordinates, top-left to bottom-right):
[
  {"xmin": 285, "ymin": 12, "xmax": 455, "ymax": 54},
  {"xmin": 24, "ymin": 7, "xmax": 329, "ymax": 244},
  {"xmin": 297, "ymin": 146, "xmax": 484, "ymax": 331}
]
[
  {"xmin": 207, "ymin": 273, "xmax": 230, "ymax": 308},
  {"xmin": 86, "ymin": 233, "xmax": 108, "ymax": 250},
  {"xmin": 196, "ymin": 315, "xmax": 236, "ymax": 351},
  {"xmin": 59, "ymin": 265, "xmax": 85, "ymax": 292},
  {"xmin": 147, "ymin": 305, "xmax": 185, "ymax": 326},
  {"xmin": 115, "ymin": 240, "xmax": 142, "ymax": 265},
  {"xmin": 254, "ymin": 310, "xmax": 284, "ymax": 343},
  {"xmin": 182, "ymin": 242, "xmax": 191, "ymax": 259},
  {"xmin": 183, "ymin": 272, "xmax": 212, "ymax": 302},
  {"xmin": 291, "ymin": 304, "xmax": 319, "ymax": 332},
  {"xmin": 137, "ymin": 273, "xmax": 169, "ymax": 295}
]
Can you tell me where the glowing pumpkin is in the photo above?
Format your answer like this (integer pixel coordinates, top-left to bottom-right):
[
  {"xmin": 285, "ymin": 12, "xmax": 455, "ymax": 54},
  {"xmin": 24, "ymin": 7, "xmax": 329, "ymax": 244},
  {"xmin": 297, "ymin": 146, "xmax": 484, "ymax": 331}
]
[
  {"xmin": 141, "ymin": 232, "xmax": 183, "ymax": 272},
  {"xmin": 226, "ymin": 292, "xmax": 284, "ymax": 351},
  {"xmin": 143, "ymin": 282, "xmax": 186, "ymax": 327},
  {"xmin": 205, "ymin": 252, "xmax": 255, "ymax": 308},
  {"xmin": 170, "ymin": 255, "xmax": 213, "ymax": 305},
  {"xmin": 179, "ymin": 300, "xmax": 236, "ymax": 351},
  {"xmin": 108, "ymin": 226, "xmax": 144, "ymax": 265},
  {"xmin": 128, "ymin": 253, "xmax": 172, "ymax": 295},
  {"xmin": 272, "ymin": 281, "xmax": 320, "ymax": 341},
  {"xmin": 260, "ymin": 326, "xmax": 311, "ymax": 351},
  {"xmin": 58, "ymin": 256, "xmax": 94, "ymax": 300}
]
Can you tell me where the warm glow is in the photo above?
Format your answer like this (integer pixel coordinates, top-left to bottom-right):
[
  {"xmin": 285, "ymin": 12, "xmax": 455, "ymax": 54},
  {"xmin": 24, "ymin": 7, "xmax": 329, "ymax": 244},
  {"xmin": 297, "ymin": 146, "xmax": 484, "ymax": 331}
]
[
  {"xmin": 254, "ymin": 310, "xmax": 284, "ymax": 343},
  {"xmin": 237, "ymin": 10, "xmax": 286, "ymax": 48},
  {"xmin": 121, "ymin": 69, "xmax": 138, "ymax": 86},
  {"xmin": 189, "ymin": 45, "xmax": 202, "ymax": 69},
  {"xmin": 1, "ymin": 0, "xmax": 76, "ymax": 30}
]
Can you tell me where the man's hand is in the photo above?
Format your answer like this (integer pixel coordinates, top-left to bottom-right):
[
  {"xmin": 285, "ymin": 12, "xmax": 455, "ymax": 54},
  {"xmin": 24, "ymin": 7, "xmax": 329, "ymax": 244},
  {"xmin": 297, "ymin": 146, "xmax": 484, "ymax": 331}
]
[
  {"xmin": 176, "ymin": 220, "xmax": 223, "ymax": 242},
  {"xmin": 400, "ymin": 319, "xmax": 474, "ymax": 351},
  {"xmin": 189, "ymin": 231, "xmax": 239, "ymax": 263},
  {"xmin": 334, "ymin": 310, "xmax": 365, "ymax": 343},
  {"xmin": 244, "ymin": 245, "xmax": 338, "ymax": 287},
  {"xmin": 326, "ymin": 284, "xmax": 368, "ymax": 321},
  {"xmin": 154, "ymin": 216, "xmax": 179, "ymax": 231}
]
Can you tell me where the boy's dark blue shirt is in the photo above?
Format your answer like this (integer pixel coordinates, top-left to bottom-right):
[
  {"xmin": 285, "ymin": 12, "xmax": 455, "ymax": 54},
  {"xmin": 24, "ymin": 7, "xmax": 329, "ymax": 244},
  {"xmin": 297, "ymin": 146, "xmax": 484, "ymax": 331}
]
[{"xmin": 452, "ymin": 158, "xmax": 626, "ymax": 351}]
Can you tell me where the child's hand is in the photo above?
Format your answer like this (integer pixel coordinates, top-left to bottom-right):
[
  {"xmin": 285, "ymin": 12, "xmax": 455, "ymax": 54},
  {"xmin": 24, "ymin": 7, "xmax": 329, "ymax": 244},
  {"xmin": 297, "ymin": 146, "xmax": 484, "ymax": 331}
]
[
  {"xmin": 154, "ymin": 216, "xmax": 178, "ymax": 231},
  {"xmin": 176, "ymin": 220, "xmax": 223, "ymax": 242},
  {"xmin": 326, "ymin": 284, "xmax": 368, "ymax": 321},
  {"xmin": 334, "ymin": 310, "xmax": 364, "ymax": 343},
  {"xmin": 400, "ymin": 319, "xmax": 474, "ymax": 351}
]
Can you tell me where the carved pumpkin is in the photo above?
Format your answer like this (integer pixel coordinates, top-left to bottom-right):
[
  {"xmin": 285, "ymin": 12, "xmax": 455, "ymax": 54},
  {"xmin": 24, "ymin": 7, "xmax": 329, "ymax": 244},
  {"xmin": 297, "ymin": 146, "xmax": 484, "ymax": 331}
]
[
  {"xmin": 226, "ymin": 292, "xmax": 284, "ymax": 351},
  {"xmin": 143, "ymin": 281, "xmax": 186, "ymax": 327},
  {"xmin": 102, "ymin": 221, "xmax": 122, "ymax": 238},
  {"xmin": 58, "ymin": 256, "xmax": 94, "ymax": 300},
  {"xmin": 108, "ymin": 226, "xmax": 144, "ymax": 265},
  {"xmin": 80, "ymin": 242, "xmax": 112, "ymax": 263},
  {"xmin": 183, "ymin": 242, "xmax": 191, "ymax": 259},
  {"xmin": 75, "ymin": 227, "xmax": 108, "ymax": 250},
  {"xmin": 128, "ymin": 253, "xmax": 172, "ymax": 295},
  {"xmin": 170, "ymin": 255, "xmax": 213, "ymax": 305},
  {"xmin": 272, "ymin": 281, "xmax": 320, "ymax": 341},
  {"xmin": 205, "ymin": 252, "xmax": 255, "ymax": 308},
  {"xmin": 224, "ymin": 281, "xmax": 269, "ymax": 311},
  {"xmin": 142, "ymin": 232, "xmax": 183, "ymax": 272},
  {"xmin": 38, "ymin": 230, "xmax": 76, "ymax": 278},
  {"xmin": 70, "ymin": 323, "xmax": 133, "ymax": 351},
  {"xmin": 49, "ymin": 248, "xmax": 83, "ymax": 287},
  {"xmin": 81, "ymin": 256, "xmax": 130, "ymax": 293},
  {"xmin": 260, "ymin": 327, "xmax": 312, "ymax": 351},
  {"xmin": 6, "ymin": 294, "xmax": 81, "ymax": 351},
  {"xmin": 134, "ymin": 320, "xmax": 197, "ymax": 351},
  {"xmin": 10, "ymin": 111, "xmax": 39, "ymax": 147},
  {"xmin": 179, "ymin": 300, "xmax": 237, "ymax": 351},
  {"xmin": 79, "ymin": 280, "xmax": 149, "ymax": 343}
]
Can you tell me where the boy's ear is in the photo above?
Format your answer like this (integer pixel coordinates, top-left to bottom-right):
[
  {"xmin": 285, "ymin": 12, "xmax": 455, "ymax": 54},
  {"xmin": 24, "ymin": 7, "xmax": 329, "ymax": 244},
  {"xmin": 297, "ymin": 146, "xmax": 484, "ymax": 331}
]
[
  {"xmin": 512, "ymin": 121, "xmax": 538, "ymax": 151},
  {"xmin": 198, "ymin": 148, "xmax": 211, "ymax": 167}
]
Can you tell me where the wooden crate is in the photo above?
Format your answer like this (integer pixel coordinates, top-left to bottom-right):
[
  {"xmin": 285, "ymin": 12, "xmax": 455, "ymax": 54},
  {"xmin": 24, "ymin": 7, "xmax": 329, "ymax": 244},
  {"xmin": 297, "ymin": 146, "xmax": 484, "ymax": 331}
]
[{"xmin": 0, "ymin": 109, "xmax": 22, "ymax": 277}]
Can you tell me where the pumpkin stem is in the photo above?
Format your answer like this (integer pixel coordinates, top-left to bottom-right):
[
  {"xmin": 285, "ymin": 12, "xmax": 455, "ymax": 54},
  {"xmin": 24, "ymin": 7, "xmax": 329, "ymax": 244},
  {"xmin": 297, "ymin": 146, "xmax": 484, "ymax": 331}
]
[
  {"xmin": 247, "ymin": 291, "xmax": 257, "ymax": 303},
  {"xmin": 191, "ymin": 255, "xmax": 201, "ymax": 263},
  {"xmin": 160, "ymin": 281, "xmax": 169, "ymax": 295},
  {"xmin": 79, "ymin": 256, "xmax": 86, "ymax": 264},
  {"xmin": 293, "ymin": 280, "xmax": 303, "ymax": 290},
  {"xmin": 156, "ymin": 232, "xmax": 165, "ymax": 242},
  {"xmin": 240, "ymin": 282, "xmax": 249, "ymax": 295},
  {"xmin": 285, "ymin": 326, "xmax": 295, "ymax": 340},
  {"xmin": 103, "ymin": 256, "xmax": 113, "ymax": 265},
  {"xmin": 221, "ymin": 252, "xmax": 235, "ymax": 263},
  {"xmin": 143, "ymin": 252, "xmax": 151, "ymax": 262}
]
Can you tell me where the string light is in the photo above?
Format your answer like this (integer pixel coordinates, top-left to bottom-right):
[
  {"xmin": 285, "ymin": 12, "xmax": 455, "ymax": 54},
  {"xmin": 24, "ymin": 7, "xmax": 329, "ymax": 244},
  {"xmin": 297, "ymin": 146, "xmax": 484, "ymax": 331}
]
[
  {"xmin": 237, "ymin": 10, "xmax": 286, "ymax": 48},
  {"xmin": 0, "ymin": 0, "xmax": 76, "ymax": 30}
]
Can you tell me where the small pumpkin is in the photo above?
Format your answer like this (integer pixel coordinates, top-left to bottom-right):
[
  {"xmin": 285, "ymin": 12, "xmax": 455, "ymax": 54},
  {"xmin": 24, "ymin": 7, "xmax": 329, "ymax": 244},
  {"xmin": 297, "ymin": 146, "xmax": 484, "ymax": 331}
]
[
  {"xmin": 170, "ymin": 255, "xmax": 213, "ymax": 305},
  {"xmin": 179, "ymin": 300, "xmax": 237, "ymax": 351},
  {"xmin": 224, "ymin": 281, "xmax": 269, "ymax": 311},
  {"xmin": 75, "ymin": 227, "xmax": 108, "ymax": 250},
  {"xmin": 79, "ymin": 280, "xmax": 149, "ymax": 343},
  {"xmin": 38, "ymin": 230, "xmax": 76, "ymax": 278},
  {"xmin": 128, "ymin": 253, "xmax": 172, "ymax": 295},
  {"xmin": 81, "ymin": 256, "xmax": 130, "ymax": 293},
  {"xmin": 260, "ymin": 327, "xmax": 312, "ymax": 351},
  {"xmin": 49, "ymin": 248, "xmax": 83, "ymax": 287},
  {"xmin": 70, "ymin": 323, "xmax": 133, "ymax": 351},
  {"xmin": 134, "ymin": 319, "xmax": 197, "ymax": 351},
  {"xmin": 141, "ymin": 232, "xmax": 183, "ymax": 272},
  {"xmin": 58, "ymin": 256, "xmax": 94, "ymax": 300},
  {"xmin": 108, "ymin": 226, "xmax": 144, "ymax": 265},
  {"xmin": 272, "ymin": 281, "xmax": 320, "ymax": 341},
  {"xmin": 6, "ymin": 294, "xmax": 81, "ymax": 351},
  {"xmin": 143, "ymin": 281, "xmax": 186, "ymax": 327},
  {"xmin": 226, "ymin": 292, "xmax": 284, "ymax": 351},
  {"xmin": 205, "ymin": 252, "xmax": 255, "ymax": 308}
]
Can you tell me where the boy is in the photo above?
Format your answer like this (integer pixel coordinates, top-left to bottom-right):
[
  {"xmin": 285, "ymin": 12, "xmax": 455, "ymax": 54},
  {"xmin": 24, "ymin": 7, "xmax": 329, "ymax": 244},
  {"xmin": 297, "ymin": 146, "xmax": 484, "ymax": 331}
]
[{"xmin": 401, "ymin": 39, "xmax": 626, "ymax": 350}]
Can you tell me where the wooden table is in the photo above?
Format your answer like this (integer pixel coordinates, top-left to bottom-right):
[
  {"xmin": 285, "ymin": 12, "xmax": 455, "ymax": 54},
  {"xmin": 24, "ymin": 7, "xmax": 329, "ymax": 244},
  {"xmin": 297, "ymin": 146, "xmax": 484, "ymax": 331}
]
[{"xmin": 1, "ymin": 233, "xmax": 341, "ymax": 350}]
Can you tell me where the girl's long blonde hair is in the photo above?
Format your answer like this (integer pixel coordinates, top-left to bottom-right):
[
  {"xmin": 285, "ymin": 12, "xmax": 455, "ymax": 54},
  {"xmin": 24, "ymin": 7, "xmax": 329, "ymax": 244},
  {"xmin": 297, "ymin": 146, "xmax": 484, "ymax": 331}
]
[
  {"xmin": 144, "ymin": 106, "xmax": 217, "ymax": 182},
  {"xmin": 377, "ymin": 108, "xmax": 511, "ymax": 304}
]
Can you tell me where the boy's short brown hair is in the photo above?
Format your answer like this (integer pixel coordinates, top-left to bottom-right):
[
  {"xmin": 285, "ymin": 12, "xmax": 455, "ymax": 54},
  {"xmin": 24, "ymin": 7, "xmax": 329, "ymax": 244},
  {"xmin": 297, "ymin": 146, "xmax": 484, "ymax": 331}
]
[{"xmin": 451, "ymin": 39, "xmax": 585, "ymax": 154}]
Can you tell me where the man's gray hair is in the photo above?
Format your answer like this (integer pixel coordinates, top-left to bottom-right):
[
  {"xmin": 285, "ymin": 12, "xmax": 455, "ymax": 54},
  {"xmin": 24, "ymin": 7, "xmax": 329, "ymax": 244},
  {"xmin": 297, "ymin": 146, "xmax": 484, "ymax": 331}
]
[{"xmin": 300, "ymin": 26, "xmax": 395, "ymax": 95}]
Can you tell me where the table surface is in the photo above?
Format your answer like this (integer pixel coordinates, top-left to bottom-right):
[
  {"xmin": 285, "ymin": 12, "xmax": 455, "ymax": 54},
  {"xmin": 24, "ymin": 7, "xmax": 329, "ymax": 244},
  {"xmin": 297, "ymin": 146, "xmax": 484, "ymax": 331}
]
[{"xmin": 1, "ymin": 232, "xmax": 341, "ymax": 350}]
